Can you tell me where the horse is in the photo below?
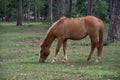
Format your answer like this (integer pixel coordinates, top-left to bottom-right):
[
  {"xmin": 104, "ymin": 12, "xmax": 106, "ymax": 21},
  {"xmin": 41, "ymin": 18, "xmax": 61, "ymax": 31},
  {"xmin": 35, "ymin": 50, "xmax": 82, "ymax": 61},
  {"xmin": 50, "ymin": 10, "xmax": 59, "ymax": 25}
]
[{"xmin": 39, "ymin": 16, "xmax": 104, "ymax": 63}]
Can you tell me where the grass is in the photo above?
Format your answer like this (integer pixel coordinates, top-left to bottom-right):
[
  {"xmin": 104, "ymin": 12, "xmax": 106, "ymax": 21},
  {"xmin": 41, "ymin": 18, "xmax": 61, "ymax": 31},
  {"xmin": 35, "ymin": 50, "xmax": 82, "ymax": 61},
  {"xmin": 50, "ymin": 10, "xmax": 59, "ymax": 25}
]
[{"xmin": 0, "ymin": 22, "xmax": 120, "ymax": 80}]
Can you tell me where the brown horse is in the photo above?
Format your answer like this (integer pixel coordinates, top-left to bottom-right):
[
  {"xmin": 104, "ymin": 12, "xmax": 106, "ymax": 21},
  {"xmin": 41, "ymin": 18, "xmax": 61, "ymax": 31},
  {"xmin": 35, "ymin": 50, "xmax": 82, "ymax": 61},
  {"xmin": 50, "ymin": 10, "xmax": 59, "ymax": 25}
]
[{"xmin": 39, "ymin": 16, "xmax": 104, "ymax": 63}]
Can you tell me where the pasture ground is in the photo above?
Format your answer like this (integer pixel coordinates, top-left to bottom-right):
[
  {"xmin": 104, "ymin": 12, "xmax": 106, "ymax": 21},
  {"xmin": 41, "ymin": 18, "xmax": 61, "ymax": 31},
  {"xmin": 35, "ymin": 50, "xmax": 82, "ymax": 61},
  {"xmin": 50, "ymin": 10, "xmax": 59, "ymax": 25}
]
[{"xmin": 0, "ymin": 22, "xmax": 120, "ymax": 80}]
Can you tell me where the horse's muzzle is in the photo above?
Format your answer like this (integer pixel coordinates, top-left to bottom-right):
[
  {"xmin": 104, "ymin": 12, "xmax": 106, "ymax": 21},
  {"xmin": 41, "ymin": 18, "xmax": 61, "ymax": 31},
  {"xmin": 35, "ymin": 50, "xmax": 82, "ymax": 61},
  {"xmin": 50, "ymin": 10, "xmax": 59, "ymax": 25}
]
[{"xmin": 39, "ymin": 59, "xmax": 45, "ymax": 63}]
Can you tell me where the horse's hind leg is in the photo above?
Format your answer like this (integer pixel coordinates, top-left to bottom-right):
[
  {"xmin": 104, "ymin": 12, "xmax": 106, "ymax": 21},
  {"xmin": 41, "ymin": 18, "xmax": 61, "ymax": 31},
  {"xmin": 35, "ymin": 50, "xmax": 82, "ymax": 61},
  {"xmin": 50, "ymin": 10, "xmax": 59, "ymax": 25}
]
[
  {"xmin": 62, "ymin": 40, "xmax": 67, "ymax": 62},
  {"xmin": 52, "ymin": 38, "xmax": 63, "ymax": 63},
  {"xmin": 87, "ymin": 42, "xmax": 95, "ymax": 62},
  {"xmin": 87, "ymin": 36, "xmax": 98, "ymax": 62},
  {"xmin": 96, "ymin": 43, "xmax": 103, "ymax": 63}
]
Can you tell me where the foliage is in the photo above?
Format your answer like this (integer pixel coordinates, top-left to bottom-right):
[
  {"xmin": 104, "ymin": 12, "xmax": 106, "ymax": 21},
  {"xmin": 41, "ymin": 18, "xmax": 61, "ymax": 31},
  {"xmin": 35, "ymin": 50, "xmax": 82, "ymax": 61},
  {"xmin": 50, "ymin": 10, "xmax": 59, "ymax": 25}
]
[
  {"xmin": 0, "ymin": 0, "xmax": 109, "ymax": 22},
  {"xmin": 93, "ymin": 0, "xmax": 109, "ymax": 22},
  {"xmin": 0, "ymin": 22, "xmax": 120, "ymax": 80},
  {"xmin": 74, "ymin": 0, "xmax": 87, "ymax": 17},
  {"xmin": 0, "ymin": 0, "xmax": 17, "ymax": 21}
]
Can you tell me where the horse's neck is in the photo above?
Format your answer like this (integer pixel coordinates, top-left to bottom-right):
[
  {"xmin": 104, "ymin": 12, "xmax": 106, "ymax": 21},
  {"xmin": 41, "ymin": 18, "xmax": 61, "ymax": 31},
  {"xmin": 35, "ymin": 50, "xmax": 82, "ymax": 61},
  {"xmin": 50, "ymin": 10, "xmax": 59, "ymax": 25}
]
[{"xmin": 42, "ymin": 31, "xmax": 55, "ymax": 48}]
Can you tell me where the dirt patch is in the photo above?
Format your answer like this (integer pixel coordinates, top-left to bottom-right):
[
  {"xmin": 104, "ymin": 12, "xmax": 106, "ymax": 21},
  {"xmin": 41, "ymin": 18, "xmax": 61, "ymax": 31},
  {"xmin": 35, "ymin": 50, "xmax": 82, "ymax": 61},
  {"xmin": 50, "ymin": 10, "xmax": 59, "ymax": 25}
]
[
  {"xmin": 27, "ymin": 25, "xmax": 48, "ymax": 33},
  {"xmin": 71, "ymin": 42, "xmax": 91, "ymax": 47},
  {"xmin": 80, "ymin": 43, "xmax": 91, "ymax": 46},
  {"xmin": 15, "ymin": 37, "xmax": 41, "ymax": 45}
]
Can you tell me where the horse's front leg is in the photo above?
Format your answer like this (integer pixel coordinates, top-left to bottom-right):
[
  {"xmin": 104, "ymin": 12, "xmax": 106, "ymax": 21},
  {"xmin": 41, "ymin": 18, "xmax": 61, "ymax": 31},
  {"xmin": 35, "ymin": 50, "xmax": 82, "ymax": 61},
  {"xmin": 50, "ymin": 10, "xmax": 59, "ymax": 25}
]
[
  {"xmin": 52, "ymin": 38, "xmax": 63, "ymax": 63},
  {"xmin": 62, "ymin": 40, "xmax": 68, "ymax": 62}
]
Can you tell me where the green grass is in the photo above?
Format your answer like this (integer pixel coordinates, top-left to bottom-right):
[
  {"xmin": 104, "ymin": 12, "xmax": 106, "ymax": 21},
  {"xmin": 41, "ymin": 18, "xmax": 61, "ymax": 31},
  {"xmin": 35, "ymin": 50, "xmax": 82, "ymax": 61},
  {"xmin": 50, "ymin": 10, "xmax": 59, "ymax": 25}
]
[{"xmin": 0, "ymin": 22, "xmax": 120, "ymax": 80}]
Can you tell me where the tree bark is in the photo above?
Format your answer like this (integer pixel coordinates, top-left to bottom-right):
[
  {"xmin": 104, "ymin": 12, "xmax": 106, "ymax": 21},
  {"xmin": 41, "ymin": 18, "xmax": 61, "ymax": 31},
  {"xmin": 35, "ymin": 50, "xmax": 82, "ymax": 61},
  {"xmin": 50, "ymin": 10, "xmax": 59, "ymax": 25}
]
[
  {"xmin": 108, "ymin": 0, "xmax": 120, "ymax": 41},
  {"xmin": 57, "ymin": 0, "xmax": 65, "ymax": 19},
  {"xmin": 37, "ymin": 9, "xmax": 40, "ymax": 22},
  {"xmin": 48, "ymin": 0, "xmax": 53, "ymax": 22},
  {"xmin": 35, "ymin": 5, "xmax": 37, "ymax": 22},
  {"xmin": 16, "ymin": 0, "xmax": 23, "ymax": 26},
  {"xmin": 87, "ymin": 0, "xmax": 94, "ymax": 15},
  {"xmin": 27, "ymin": 1, "xmax": 31, "ymax": 21},
  {"xmin": 68, "ymin": 0, "xmax": 72, "ymax": 18},
  {"xmin": 3, "ymin": 0, "xmax": 7, "ymax": 21}
]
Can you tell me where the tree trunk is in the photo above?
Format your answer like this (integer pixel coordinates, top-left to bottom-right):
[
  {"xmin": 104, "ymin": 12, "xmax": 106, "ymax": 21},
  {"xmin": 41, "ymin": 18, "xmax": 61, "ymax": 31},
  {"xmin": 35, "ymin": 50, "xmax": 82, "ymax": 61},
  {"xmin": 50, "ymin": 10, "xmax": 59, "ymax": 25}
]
[
  {"xmin": 68, "ymin": 0, "xmax": 72, "ymax": 18},
  {"xmin": 16, "ymin": 0, "xmax": 23, "ymax": 26},
  {"xmin": 35, "ymin": 5, "xmax": 37, "ymax": 22},
  {"xmin": 48, "ymin": 0, "xmax": 53, "ymax": 22},
  {"xmin": 3, "ymin": 0, "xmax": 7, "ymax": 21},
  {"xmin": 87, "ymin": 0, "xmax": 94, "ymax": 15},
  {"xmin": 37, "ymin": 9, "xmax": 40, "ymax": 22},
  {"xmin": 57, "ymin": 0, "xmax": 65, "ymax": 19},
  {"xmin": 27, "ymin": 1, "xmax": 31, "ymax": 21},
  {"xmin": 108, "ymin": 0, "xmax": 120, "ymax": 41},
  {"xmin": 27, "ymin": 8, "xmax": 30, "ymax": 21}
]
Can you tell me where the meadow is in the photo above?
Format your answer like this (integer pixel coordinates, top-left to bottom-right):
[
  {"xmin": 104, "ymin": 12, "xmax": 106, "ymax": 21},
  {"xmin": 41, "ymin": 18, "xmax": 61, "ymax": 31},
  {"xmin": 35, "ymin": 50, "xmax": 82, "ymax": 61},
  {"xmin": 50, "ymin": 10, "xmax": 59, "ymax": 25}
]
[{"xmin": 0, "ymin": 22, "xmax": 120, "ymax": 80}]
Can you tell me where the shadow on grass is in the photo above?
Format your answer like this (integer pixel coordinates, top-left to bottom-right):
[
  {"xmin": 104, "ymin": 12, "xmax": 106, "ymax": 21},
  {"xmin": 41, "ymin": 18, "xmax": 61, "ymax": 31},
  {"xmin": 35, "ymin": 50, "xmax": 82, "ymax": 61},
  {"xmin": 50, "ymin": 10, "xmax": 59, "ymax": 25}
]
[
  {"xmin": 65, "ymin": 58, "xmax": 101, "ymax": 66},
  {"xmin": 15, "ymin": 59, "xmax": 120, "ymax": 80},
  {"xmin": 17, "ymin": 58, "xmax": 103, "ymax": 66},
  {"xmin": 18, "ymin": 61, "xmax": 52, "ymax": 65}
]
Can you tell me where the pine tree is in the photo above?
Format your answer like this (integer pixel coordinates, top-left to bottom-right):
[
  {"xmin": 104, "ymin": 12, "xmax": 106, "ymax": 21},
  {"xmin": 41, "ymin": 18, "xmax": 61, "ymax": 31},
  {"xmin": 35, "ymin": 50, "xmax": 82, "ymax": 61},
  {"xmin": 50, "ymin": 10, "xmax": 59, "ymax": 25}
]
[
  {"xmin": 16, "ymin": 0, "xmax": 23, "ymax": 26},
  {"xmin": 87, "ymin": 0, "xmax": 94, "ymax": 15},
  {"xmin": 57, "ymin": 0, "xmax": 65, "ymax": 19},
  {"xmin": 108, "ymin": 0, "xmax": 120, "ymax": 41}
]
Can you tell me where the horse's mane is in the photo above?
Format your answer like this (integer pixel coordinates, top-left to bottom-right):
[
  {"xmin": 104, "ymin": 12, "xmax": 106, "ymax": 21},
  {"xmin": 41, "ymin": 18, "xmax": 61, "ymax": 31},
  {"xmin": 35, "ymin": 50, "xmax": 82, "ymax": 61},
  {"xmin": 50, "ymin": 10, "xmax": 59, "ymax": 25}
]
[{"xmin": 40, "ymin": 17, "xmax": 66, "ymax": 47}]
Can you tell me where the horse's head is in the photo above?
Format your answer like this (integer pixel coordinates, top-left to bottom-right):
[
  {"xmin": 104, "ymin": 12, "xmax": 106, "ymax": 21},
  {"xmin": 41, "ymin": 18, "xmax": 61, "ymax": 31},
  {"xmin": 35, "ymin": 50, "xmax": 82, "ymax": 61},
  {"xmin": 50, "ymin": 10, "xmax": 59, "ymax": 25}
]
[{"xmin": 39, "ymin": 45, "xmax": 50, "ymax": 62}]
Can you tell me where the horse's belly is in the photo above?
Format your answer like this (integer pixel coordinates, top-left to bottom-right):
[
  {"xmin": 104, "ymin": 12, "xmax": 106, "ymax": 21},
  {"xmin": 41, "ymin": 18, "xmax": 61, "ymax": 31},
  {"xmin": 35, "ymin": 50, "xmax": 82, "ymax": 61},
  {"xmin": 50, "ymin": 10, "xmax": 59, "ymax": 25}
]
[{"xmin": 67, "ymin": 31, "xmax": 87, "ymax": 40}]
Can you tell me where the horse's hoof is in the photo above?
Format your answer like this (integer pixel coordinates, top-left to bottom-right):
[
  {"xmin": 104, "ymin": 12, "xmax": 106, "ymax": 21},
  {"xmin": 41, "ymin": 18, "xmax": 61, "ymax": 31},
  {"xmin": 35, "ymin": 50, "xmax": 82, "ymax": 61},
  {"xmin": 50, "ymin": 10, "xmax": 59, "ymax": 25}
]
[
  {"xmin": 62, "ymin": 59, "xmax": 67, "ymax": 62},
  {"xmin": 51, "ymin": 59, "xmax": 56, "ymax": 63},
  {"xmin": 95, "ymin": 59, "xmax": 100, "ymax": 63},
  {"xmin": 87, "ymin": 57, "xmax": 91, "ymax": 62},
  {"xmin": 61, "ymin": 58, "xmax": 67, "ymax": 62},
  {"xmin": 87, "ymin": 59, "xmax": 91, "ymax": 62},
  {"xmin": 95, "ymin": 59, "xmax": 102, "ymax": 63}
]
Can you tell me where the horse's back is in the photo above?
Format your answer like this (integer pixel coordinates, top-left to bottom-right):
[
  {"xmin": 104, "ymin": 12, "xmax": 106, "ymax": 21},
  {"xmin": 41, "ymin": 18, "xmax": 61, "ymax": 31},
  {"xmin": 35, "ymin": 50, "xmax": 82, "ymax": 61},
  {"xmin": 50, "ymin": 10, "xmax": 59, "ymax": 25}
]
[
  {"xmin": 52, "ymin": 17, "xmax": 87, "ymax": 40},
  {"xmin": 51, "ymin": 16, "xmax": 104, "ymax": 40}
]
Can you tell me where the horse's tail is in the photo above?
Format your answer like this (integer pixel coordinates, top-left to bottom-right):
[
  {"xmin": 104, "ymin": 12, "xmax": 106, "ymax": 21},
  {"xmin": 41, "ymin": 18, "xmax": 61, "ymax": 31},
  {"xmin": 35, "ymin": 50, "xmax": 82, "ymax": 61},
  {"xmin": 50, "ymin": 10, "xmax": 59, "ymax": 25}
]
[{"xmin": 99, "ymin": 20, "xmax": 104, "ymax": 45}]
